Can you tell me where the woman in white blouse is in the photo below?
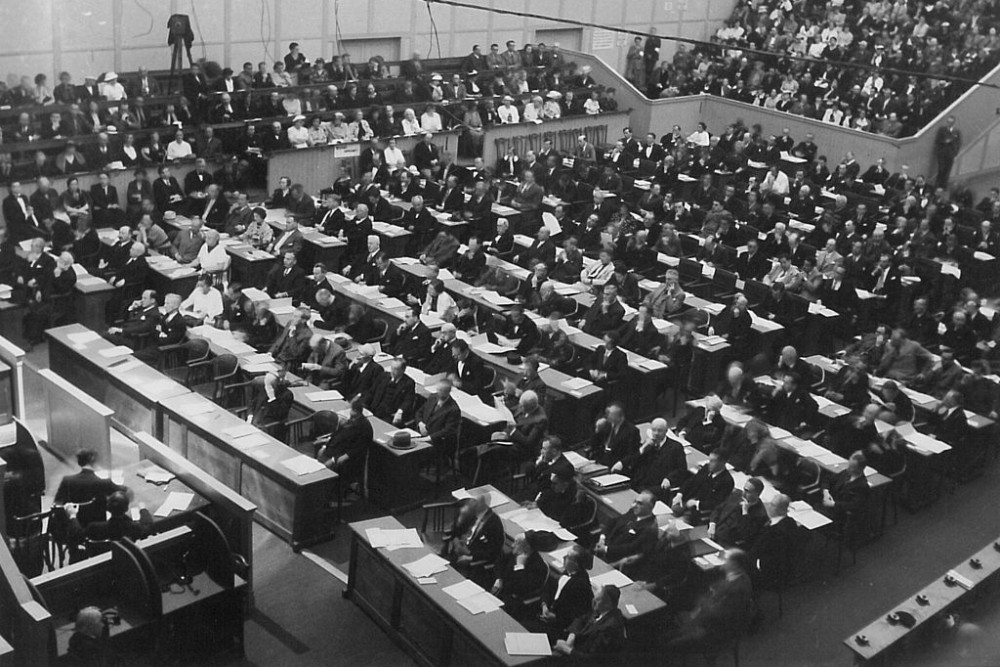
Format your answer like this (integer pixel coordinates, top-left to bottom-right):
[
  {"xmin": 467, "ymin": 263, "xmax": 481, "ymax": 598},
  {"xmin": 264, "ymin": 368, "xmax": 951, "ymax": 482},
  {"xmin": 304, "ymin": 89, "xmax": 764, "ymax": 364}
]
[
  {"xmin": 401, "ymin": 108, "xmax": 421, "ymax": 135},
  {"xmin": 497, "ymin": 97, "xmax": 520, "ymax": 124},
  {"xmin": 349, "ymin": 110, "xmax": 374, "ymax": 141},
  {"xmin": 583, "ymin": 90, "xmax": 602, "ymax": 115},
  {"xmin": 287, "ymin": 115, "xmax": 311, "ymax": 149},
  {"xmin": 542, "ymin": 92, "xmax": 562, "ymax": 120},
  {"xmin": 522, "ymin": 96, "xmax": 544, "ymax": 122},
  {"xmin": 686, "ymin": 122, "xmax": 710, "ymax": 147},
  {"xmin": 306, "ymin": 116, "xmax": 330, "ymax": 145},
  {"xmin": 422, "ymin": 279, "xmax": 456, "ymax": 321},
  {"xmin": 383, "ymin": 137, "xmax": 406, "ymax": 171},
  {"xmin": 327, "ymin": 113, "xmax": 351, "ymax": 142},
  {"xmin": 420, "ymin": 105, "xmax": 443, "ymax": 132}
]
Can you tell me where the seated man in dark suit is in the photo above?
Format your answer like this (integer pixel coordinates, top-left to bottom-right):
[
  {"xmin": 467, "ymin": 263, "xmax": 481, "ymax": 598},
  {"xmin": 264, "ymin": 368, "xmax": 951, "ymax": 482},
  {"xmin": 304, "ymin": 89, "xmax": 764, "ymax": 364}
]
[
  {"xmin": 581, "ymin": 284, "xmax": 626, "ymax": 337},
  {"xmin": 528, "ymin": 435, "xmax": 574, "ymax": 498},
  {"xmin": 385, "ymin": 307, "xmax": 432, "ymax": 367},
  {"xmin": 250, "ymin": 372, "xmax": 294, "ymax": 441},
  {"xmin": 368, "ymin": 358, "xmax": 417, "ymax": 426},
  {"xmin": 493, "ymin": 390, "xmax": 548, "ymax": 460},
  {"xmin": 416, "ymin": 378, "xmax": 461, "ymax": 452},
  {"xmin": 588, "ymin": 402, "xmax": 640, "ymax": 467},
  {"xmin": 616, "ymin": 417, "xmax": 687, "ymax": 499},
  {"xmin": 708, "ymin": 477, "xmax": 768, "ymax": 551},
  {"xmin": 821, "ymin": 450, "xmax": 870, "ymax": 523},
  {"xmin": 344, "ymin": 344, "xmax": 385, "ymax": 403},
  {"xmin": 766, "ymin": 372, "xmax": 818, "ymax": 435},
  {"xmin": 673, "ymin": 450, "xmax": 735, "ymax": 525},
  {"xmin": 595, "ymin": 490, "xmax": 658, "ymax": 577},
  {"xmin": 449, "ymin": 338, "xmax": 491, "ymax": 401},
  {"xmin": 265, "ymin": 251, "xmax": 307, "ymax": 300},
  {"xmin": 584, "ymin": 331, "xmax": 628, "ymax": 387},
  {"xmin": 135, "ymin": 293, "xmax": 187, "ymax": 365},
  {"xmin": 54, "ymin": 449, "xmax": 124, "ymax": 528},
  {"xmin": 269, "ymin": 306, "xmax": 313, "ymax": 370},
  {"xmin": 104, "ymin": 289, "xmax": 160, "ymax": 346},
  {"xmin": 541, "ymin": 546, "xmax": 594, "ymax": 636},
  {"xmin": 66, "ymin": 490, "xmax": 152, "ymax": 544},
  {"xmin": 301, "ymin": 333, "xmax": 348, "ymax": 389},
  {"xmin": 317, "ymin": 398, "xmax": 373, "ymax": 485},
  {"xmin": 445, "ymin": 494, "xmax": 506, "ymax": 587},
  {"xmin": 552, "ymin": 585, "xmax": 627, "ymax": 659}
]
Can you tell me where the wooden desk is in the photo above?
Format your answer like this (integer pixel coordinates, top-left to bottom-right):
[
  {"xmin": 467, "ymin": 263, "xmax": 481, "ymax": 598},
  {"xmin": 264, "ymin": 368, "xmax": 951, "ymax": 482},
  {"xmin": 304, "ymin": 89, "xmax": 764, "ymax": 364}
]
[
  {"xmin": 73, "ymin": 274, "xmax": 117, "ymax": 331},
  {"xmin": 144, "ymin": 255, "xmax": 201, "ymax": 300},
  {"xmin": 226, "ymin": 243, "xmax": 278, "ymax": 289},
  {"xmin": 466, "ymin": 334, "xmax": 604, "ymax": 444},
  {"xmin": 479, "ymin": 485, "xmax": 668, "ymax": 624},
  {"xmin": 288, "ymin": 385, "xmax": 433, "ymax": 514},
  {"xmin": 0, "ymin": 302, "xmax": 27, "ymax": 349},
  {"xmin": 372, "ymin": 220, "xmax": 413, "ymax": 258},
  {"xmin": 347, "ymin": 516, "xmax": 547, "ymax": 667},
  {"xmin": 158, "ymin": 392, "xmax": 338, "ymax": 550},
  {"xmin": 265, "ymin": 208, "xmax": 348, "ymax": 271},
  {"xmin": 124, "ymin": 459, "xmax": 211, "ymax": 529},
  {"xmin": 46, "ymin": 324, "xmax": 192, "ymax": 436},
  {"xmin": 844, "ymin": 536, "xmax": 1000, "ymax": 663}
]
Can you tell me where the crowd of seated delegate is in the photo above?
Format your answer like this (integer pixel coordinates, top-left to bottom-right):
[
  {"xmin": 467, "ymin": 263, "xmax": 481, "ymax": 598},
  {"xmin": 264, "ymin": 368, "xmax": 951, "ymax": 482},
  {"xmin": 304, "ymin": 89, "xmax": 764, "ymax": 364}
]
[
  {"xmin": 7, "ymin": 120, "xmax": 996, "ymax": 661},
  {"xmin": 632, "ymin": 0, "xmax": 1000, "ymax": 138},
  {"xmin": 0, "ymin": 39, "xmax": 622, "ymax": 181}
]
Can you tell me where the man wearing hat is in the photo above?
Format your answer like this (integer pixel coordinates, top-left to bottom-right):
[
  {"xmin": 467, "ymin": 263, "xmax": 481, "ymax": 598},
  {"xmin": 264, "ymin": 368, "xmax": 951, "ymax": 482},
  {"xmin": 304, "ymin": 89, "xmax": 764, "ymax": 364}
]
[{"xmin": 78, "ymin": 75, "xmax": 102, "ymax": 103}]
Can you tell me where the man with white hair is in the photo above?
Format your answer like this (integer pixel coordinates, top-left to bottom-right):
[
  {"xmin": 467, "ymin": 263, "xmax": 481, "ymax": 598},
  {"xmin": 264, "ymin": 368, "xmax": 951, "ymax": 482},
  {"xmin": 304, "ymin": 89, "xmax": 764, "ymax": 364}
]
[
  {"xmin": 135, "ymin": 292, "xmax": 186, "ymax": 363},
  {"xmin": 269, "ymin": 306, "xmax": 313, "ymax": 369},
  {"xmin": 345, "ymin": 343, "xmax": 384, "ymax": 402},
  {"xmin": 425, "ymin": 323, "xmax": 457, "ymax": 374},
  {"xmin": 498, "ymin": 390, "xmax": 549, "ymax": 459},
  {"xmin": 347, "ymin": 234, "xmax": 381, "ymax": 282},
  {"xmin": 615, "ymin": 418, "xmax": 687, "ymax": 499},
  {"xmin": 301, "ymin": 333, "xmax": 348, "ymax": 389},
  {"xmin": 190, "ymin": 228, "xmax": 230, "ymax": 273},
  {"xmin": 751, "ymin": 492, "xmax": 797, "ymax": 590}
]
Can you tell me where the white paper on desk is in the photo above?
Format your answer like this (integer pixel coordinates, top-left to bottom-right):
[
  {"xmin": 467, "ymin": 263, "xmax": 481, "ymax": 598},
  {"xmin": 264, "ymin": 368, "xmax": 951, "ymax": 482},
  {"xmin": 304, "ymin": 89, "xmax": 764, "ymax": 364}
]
[
  {"xmin": 379, "ymin": 297, "xmax": 408, "ymax": 310},
  {"xmin": 702, "ymin": 537, "xmax": 725, "ymax": 552},
  {"xmin": 791, "ymin": 509, "xmax": 831, "ymax": 530},
  {"xmin": 421, "ymin": 314, "xmax": 445, "ymax": 328},
  {"xmin": 244, "ymin": 362, "xmax": 281, "ymax": 374},
  {"xmin": 223, "ymin": 424, "xmax": 257, "ymax": 439},
  {"xmin": 814, "ymin": 451, "xmax": 848, "ymax": 466},
  {"xmin": 443, "ymin": 579, "xmax": 483, "ymax": 600},
  {"xmin": 640, "ymin": 359, "xmax": 667, "ymax": 370},
  {"xmin": 307, "ymin": 390, "xmax": 344, "ymax": 402},
  {"xmin": 245, "ymin": 353, "xmax": 274, "ymax": 365},
  {"xmin": 242, "ymin": 287, "xmax": 269, "ymax": 302},
  {"xmin": 281, "ymin": 455, "xmax": 328, "ymax": 476},
  {"xmin": 402, "ymin": 553, "xmax": 449, "ymax": 578},
  {"xmin": 658, "ymin": 253, "xmax": 680, "ymax": 267},
  {"xmin": 154, "ymin": 491, "xmax": 193, "ymax": 517},
  {"xmin": 231, "ymin": 432, "xmax": 271, "ymax": 451},
  {"xmin": 563, "ymin": 451, "xmax": 592, "ymax": 470},
  {"xmin": 473, "ymin": 341, "xmax": 514, "ymax": 354},
  {"xmin": 505, "ymin": 633, "xmax": 552, "ymax": 657},
  {"xmin": 591, "ymin": 569, "xmax": 633, "ymax": 589},
  {"xmin": 562, "ymin": 377, "xmax": 592, "ymax": 391},
  {"xmin": 947, "ymin": 570, "xmax": 975, "ymax": 591},
  {"xmin": 940, "ymin": 263, "xmax": 961, "ymax": 278},
  {"xmin": 456, "ymin": 590, "xmax": 504, "ymax": 615},
  {"xmin": 482, "ymin": 291, "xmax": 514, "ymax": 306},
  {"xmin": 98, "ymin": 345, "xmax": 133, "ymax": 358},
  {"xmin": 77, "ymin": 276, "xmax": 107, "ymax": 286}
]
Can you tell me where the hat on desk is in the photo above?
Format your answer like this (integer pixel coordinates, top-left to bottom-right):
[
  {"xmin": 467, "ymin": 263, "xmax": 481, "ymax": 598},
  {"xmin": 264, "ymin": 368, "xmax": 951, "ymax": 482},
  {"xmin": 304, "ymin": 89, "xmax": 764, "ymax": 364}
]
[
  {"xmin": 390, "ymin": 431, "xmax": 413, "ymax": 449},
  {"xmin": 546, "ymin": 90, "xmax": 562, "ymax": 100},
  {"xmin": 163, "ymin": 210, "xmax": 177, "ymax": 221}
]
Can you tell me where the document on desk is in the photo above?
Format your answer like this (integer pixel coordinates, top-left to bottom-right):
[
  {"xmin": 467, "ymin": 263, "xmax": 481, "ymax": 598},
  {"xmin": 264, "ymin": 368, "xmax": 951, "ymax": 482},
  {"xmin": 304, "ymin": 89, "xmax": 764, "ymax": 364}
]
[
  {"xmin": 281, "ymin": 455, "xmax": 328, "ymax": 476},
  {"xmin": 473, "ymin": 341, "xmax": 515, "ymax": 354},
  {"xmin": 589, "ymin": 473, "xmax": 630, "ymax": 488},
  {"xmin": 98, "ymin": 345, "xmax": 133, "ymax": 358},
  {"xmin": 443, "ymin": 580, "xmax": 483, "ymax": 601},
  {"xmin": 563, "ymin": 450, "xmax": 593, "ymax": 470},
  {"xmin": 366, "ymin": 527, "xmax": 423, "ymax": 550},
  {"xmin": 223, "ymin": 424, "xmax": 258, "ymax": 439},
  {"xmin": 505, "ymin": 633, "xmax": 552, "ymax": 657},
  {"xmin": 591, "ymin": 569, "xmax": 633, "ymax": 589},
  {"xmin": 653, "ymin": 501, "xmax": 672, "ymax": 516},
  {"xmin": 481, "ymin": 291, "xmax": 515, "ymax": 306},
  {"xmin": 456, "ymin": 590, "xmax": 504, "ymax": 615},
  {"xmin": 639, "ymin": 358, "xmax": 667, "ymax": 370},
  {"xmin": 231, "ymin": 432, "xmax": 271, "ymax": 451},
  {"xmin": 143, "ymin": 469, "xmax": 175, "ymax": 484},
  {"xmin": 402, "ymin": 553, "xmax": 449, "ymax": 578},
  {"xmin": 154, "ymin": 491, "xmax": 194, "ymax": 517},
  {"xmin": 562, "ymin": 377, "xmax": 592, "ymax": 391},
  {"xmin": 789, "ymin": 507, "xmax": 831, "ymax": 530},
  {"xmin": 306, "ymin": 390, "xmax": 344, "ymax": 402},
  {"xmin": 452, "ymin": 488, "xmax": 507, "ymax": 508}
]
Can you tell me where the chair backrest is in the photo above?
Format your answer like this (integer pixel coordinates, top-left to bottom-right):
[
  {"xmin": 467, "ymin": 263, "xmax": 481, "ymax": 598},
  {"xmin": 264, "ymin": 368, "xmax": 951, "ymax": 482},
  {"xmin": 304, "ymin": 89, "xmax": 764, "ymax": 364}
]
[
  {"xmin": 367, "ymin": 318, "xmax": 389, "ymax": 343},
  {"xmin": 212, "ymin": 354, "xmax": 240, "ymax": 380},
  {"xmin": 185, "ymin": 338, "xmax": 212, "ymax": 364}
]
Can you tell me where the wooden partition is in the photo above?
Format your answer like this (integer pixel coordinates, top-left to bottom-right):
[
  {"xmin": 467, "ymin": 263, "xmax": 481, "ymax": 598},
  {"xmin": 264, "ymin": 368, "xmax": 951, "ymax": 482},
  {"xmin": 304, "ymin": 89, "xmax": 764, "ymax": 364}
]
[
  {"xmin": 127, "ymin": 430, "xmax": 257, "ymax": 605},
  {"xmin": 37, "ymin": 368, "xmax": 113, "ymax": 466},
  {"xmin": 266, "ymin": 130, "xmax": 461, "ymax": 195},
  {"xmin": 0, "ymin": 539, "xmax": 52, "ymax": 667},
  {"xmin": 0, "ymin": 337, "xmax": 25, "ymax": 420},
  {"xmin": 484, "ymin": 111, "xmax": 630, "ymax": 168}
]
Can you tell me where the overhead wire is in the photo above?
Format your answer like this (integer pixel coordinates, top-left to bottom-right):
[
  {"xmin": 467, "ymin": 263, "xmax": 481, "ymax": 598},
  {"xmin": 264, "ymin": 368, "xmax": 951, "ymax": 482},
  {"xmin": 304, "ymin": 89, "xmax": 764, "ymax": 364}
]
[{"xmin": 424, "ymin": 0, "xmax": 1000, "ymax": 92}]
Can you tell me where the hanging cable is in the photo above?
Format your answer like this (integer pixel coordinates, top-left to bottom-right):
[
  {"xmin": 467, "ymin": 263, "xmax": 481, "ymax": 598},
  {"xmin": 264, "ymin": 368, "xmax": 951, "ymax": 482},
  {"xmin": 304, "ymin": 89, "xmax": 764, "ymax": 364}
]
[
  {"xmin": 425, "ymin": 1, "xmax": 442, "ymax": 59},
  {"xmin": 188, "ymin": 0, "xmax": 208, "ymax": 60},
  {"xmin": 424, "ymin": 0, "xmax": 1000, "ymax": 92}
]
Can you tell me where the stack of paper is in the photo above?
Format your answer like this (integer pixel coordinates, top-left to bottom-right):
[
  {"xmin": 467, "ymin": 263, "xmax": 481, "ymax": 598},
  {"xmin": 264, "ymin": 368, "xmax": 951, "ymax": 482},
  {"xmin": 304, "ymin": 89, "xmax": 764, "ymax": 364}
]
[
  {"xmin": 452, "ymin": 488, "xmax": 507, "ymax": 508},
  {"xmin": 306, "ymin": 390, "xmax": 344, "ymax": 402},
  {"xmin": 562, "ymin": 377, "xmax": 592, "ymax": 391},
  {"xmin": 590, "ymin": 473, "xmax": 630, "ymax": 488},
  {"xmin": 245, "ymin": 353, "xmax": 275, "ymax": 364},
  {"xmin": 223, "ymin": 424, "xmax": 258, "ymax": 439},
  {"xmin": 111, "ymin": 359, "xmax": 145, "ymax": 373},
  {"xmin": 562, "ymin": 451, "xmax": 592, "ymax": 470},
  {"xmin": 154, "ymin": 491, "xmax": 194, "ymax": 517},
  {"xmin": 98, "ymin": 345, "xmax": 133, "ymax": 359},
  {"xmin": 591, "ymin": 569, "xmax": 633, "ymax": 588},
  {"xmin": 365, "ymin": 527, "xmax": 423, "ymax": 550},
  {"xmin": 231, "ymin": 432, "xmax": 271, "ymax": 451},
  {"xmin": 402, "ymin": 554, "xmax": 449, "ymax": 578},
  {"xmin": 443, "ymin": 581, "xmax": 503, "ymax": 615},
  {"xmin": 143, "ymin": 469, "xmax": 175, "ymax": 484},
  {"xmin": 281, "ymin": 455, "xmax": 328, "ymax": 476}
]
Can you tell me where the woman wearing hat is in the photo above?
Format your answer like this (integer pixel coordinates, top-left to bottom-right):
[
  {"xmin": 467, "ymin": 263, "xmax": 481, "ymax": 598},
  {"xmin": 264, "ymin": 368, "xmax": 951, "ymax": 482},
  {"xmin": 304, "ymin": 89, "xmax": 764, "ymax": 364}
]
[
  {"xmin": 287, "ymin": 115, "xmax": 311, "ymax": 149},
  {"xmin": 542, "ymin": 91, "xmax": 562, "ymax": 120}
]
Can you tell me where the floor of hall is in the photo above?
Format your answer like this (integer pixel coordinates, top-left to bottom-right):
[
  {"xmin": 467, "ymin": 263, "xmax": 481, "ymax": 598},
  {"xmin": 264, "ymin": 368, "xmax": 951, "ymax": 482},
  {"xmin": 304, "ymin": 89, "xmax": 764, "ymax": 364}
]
[{"xmin": 19, "ymin": 340, "xmax": 1000, "ymax": 667}]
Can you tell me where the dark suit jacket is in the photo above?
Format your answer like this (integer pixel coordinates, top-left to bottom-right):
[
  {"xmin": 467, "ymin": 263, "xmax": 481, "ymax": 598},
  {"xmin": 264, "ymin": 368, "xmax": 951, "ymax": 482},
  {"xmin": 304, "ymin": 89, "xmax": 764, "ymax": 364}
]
[
  {"xmin": 2, "ymin": 194, "xmax": 29, "ymax": 230},
  {"xmin": 152, "ymin": 177, "xmax": 184, "ymax": 212},
  {"xmin": 54, "ymin": 470, "xmax": 120, "ymax": 526},
  {"xmin": 679, "ymin": 466, "xmax": 735, "ymax": 514},
  {"xmin": 451, "ymin": 355, "xmax": 491, "ymax": 400},
  {"xmin": 710, "ymin": 494, "xmax": 768, "ymax": 550},
  {"xmin": 591, "ymin": 420, "xmax": 641, "ymax": 466},
  {"xmin": 545, "ymin": 570, "xmax": 593, "ymax": 631},
  {"xmin": 603, "ymin": 511, "xmax": 658, "ymax": 563},
  {"xmin": 265, "ymin": 265, "xmax": 307, "ymax": 299},
  {"xmin": 585, "ymin": 346, "xmax": 628, "ymax": 384},
  {"xmin": 346, "ymin": 360, "xmax": 385, "ymax": 402},
  {"xmin": 88, "ymin": 184, "xmax": 120, "ymax": 225},
  {"xmin": 626, "ymin": 438, "xmax": 688, "ymax": 494},
  {"xmin": 369, "ymin": 372, "xmax": 416, "ymax": 421},
  {"xmin": 418, "ymin": 394, "xmax": 461, "ymax": 447},
  {"xmin": 324, "ymin": 415, "xmax": 373, "ymax": 481},
  {"xmin": 751, "ymin": 516, "xmax": 799, "ymax": 588},
  {"xmin": 387, "ymin": 322, "xmax": 432, "ymax": 366},
  {"xmin": 156, "ymin": 311, "xmax": 187, "ymax": 346},
  {"xmin": 269, "ymin": 322, "xmax": 312, "ymax": 366},
  {"xmin": 466, "ymin": 510, "xmax": 505, "ymax": 567},
  {"xmin": 581, "ymin": 300, "xmax": 626, "ymax": 336},
  {"xmin": 734, "ymin": 251, "xmax": 769, "ymax": 281},
  {"xmin": 566, "ymin": 609, "xmax": 627, "ymax": 659}
]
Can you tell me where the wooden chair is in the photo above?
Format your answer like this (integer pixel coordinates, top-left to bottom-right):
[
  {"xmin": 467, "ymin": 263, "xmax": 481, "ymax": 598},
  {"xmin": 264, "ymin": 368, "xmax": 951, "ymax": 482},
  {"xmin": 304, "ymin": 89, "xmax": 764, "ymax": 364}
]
[{"xmin": 365, "ymin": 318, "xmax": 389, "ymax": 343}]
